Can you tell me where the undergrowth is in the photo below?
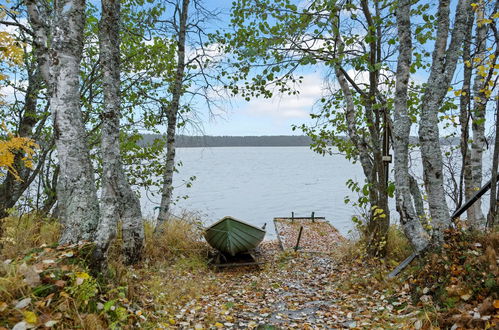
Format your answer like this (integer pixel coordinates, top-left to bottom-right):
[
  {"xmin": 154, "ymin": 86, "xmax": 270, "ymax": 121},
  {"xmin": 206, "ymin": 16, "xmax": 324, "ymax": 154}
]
[
  {"xmin": 0, "ymin": 212, "xmax": 211, "ymax": 329},
  {"xmin": 407, "ymin": 226, "xmax": 499, "ymax": 329}
]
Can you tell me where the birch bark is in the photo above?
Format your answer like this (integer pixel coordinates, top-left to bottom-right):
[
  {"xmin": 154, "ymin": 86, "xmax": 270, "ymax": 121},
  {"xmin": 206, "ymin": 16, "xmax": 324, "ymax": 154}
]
[
  {"xmin": 468, "ymin": 3, "xmax": 488, "ymax": 227},
  {"xmin": 417, "ymin": 0, "xmax": 471, "ymax": 240},
  {"xmin": 157, "ymin": 0, "xmax": 190, "ymax": 225},
  {"xmin": 94, "ymin": 0, "xmax": 144, "ymax": 266},
  {"xmin": 393, "ymin": 0, "xmax": 430, "ymax": 252},
  {"xmin": 27, "ymin": 0, "xmax": 100, "ymax": 244}
]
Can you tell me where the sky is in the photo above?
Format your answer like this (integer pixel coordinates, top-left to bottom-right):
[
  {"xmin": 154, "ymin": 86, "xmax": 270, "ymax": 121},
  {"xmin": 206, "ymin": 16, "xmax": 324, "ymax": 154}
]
[
  {"xmin": 191, "ymin": 70, "xmax": 325, "ymax": 136},
  {"xmin": 2, "ymin": 0, "xmax": 497, "ymax": 137},
  {"xmin": 182, "ymin": 0, "xmax": 324, "ymax": 136}
]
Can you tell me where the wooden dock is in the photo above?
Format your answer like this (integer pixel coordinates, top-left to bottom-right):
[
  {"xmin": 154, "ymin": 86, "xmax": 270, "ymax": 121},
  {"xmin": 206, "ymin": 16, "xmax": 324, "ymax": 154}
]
[{"xmin": 274, "ymin": 214, "xmax": 344, "ymax": 253}]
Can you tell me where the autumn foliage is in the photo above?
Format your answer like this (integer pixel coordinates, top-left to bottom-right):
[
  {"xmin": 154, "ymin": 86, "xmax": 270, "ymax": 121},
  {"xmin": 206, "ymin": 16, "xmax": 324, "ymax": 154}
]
[
  {"xmin": 0, "ymin": 124, "xmax": 38, "ymax": 180},
  {"xmin": 410, "ymin": 226, "xmax": 499, "ymax": 328}
]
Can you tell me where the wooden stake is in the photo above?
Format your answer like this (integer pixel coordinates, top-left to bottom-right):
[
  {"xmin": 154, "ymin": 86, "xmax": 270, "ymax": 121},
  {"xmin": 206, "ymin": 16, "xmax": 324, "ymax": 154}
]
[{"xmin": 294, "ymin": 226, "xmax": 304, "ymax": 252}]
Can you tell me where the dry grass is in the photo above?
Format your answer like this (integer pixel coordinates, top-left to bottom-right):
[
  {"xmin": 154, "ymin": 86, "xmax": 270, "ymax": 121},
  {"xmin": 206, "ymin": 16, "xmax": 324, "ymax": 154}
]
[
  {"xmin": 0, "ymin": 211, "xmax": 213, "ymax": 329},
  {"xmin": 142, "ymin": 213, "xmax": 208, "ymax": 264},
  {"xmin": 331, "ymin": 225, "xmax": 412, "ymax": 265},
  {"xmin": 0, "ymin": 213, "xmax": 60, "ymax": 259}
]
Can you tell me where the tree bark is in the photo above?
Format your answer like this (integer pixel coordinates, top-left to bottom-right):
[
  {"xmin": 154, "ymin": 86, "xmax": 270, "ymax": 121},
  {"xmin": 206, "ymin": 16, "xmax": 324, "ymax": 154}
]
[
  {"xmin": 418, "ymin": 0, "xmax": 471, "ymax": 241},
  {"xmin": 93, "ymin": 0, "xmax": 144, "ymax": 266},
  {"xmin": 468, "ymin": 3, "xmax": 488, "ymax": 227},
  {"xmin": 393, "ymin": 0, "xmax": 430, "ymax": 252},
  {"xmin": 27, "ymin": 0, "xmax": 100, "ymax": 243},
  {"xmin": 157, "ymin": 0, "xmax": 190, "ymax": 226},
  {"xmin": 487, "ymin": 97, "xmax": 499, "ymax": 228},
  {"xmin": 459, "ymin": 9, "xmax": 475, "ymax": 223}
]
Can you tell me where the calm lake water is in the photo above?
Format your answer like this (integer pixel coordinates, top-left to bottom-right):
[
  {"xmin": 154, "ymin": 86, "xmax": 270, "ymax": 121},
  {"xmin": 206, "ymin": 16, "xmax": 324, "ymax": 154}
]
[
  {"xmin": 140, "ymin": 146, "xmax": 366, "ymax": 238},
  {"xmin": 139, "ymin": 146, "xmax": 492, "ymax": 238}
]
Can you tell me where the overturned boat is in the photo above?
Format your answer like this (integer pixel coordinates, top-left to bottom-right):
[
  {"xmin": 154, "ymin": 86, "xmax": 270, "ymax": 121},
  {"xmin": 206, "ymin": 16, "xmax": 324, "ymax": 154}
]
[{"xmin": 204, "ymin": 216, "xmax": 266, "ymax": 256}]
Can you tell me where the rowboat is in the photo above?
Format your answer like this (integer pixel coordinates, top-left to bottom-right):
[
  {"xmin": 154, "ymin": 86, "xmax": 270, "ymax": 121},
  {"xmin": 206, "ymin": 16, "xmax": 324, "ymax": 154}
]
[{"xmin": 204, "ymin": 216, "xmax": 266, "ymax": 256}]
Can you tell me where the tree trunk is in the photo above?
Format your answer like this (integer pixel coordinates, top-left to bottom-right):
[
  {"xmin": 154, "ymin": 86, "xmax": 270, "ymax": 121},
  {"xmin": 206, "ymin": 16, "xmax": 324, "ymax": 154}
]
[
  {"xmin": 0, "ymin": 62, "xmax": 44, "ymax": 235},
  {"xmin": 459, "ymin": 9, "xmax": 474, "ymax": 223},
  {"xmin": 393, "ymin": 0, "xmax": 430, "ymax": 252},
  {"xmin": 487, "ymin": 97, "xmax": 499, "ymax": 228},
  {"xmin": 418, "ymin": 0, "xmax": 471, "ymax": 241},
  {"xmin": 468, "ymin": 3, "xmax": 488, "ymax": 227},
  {"xmin": 93, "ymin": 0, "xmax": 143, "ymax": 267},
  {"xmin": 43, "ymin": 0, "xmax": 100, "ymax": 243},
  {"xmin": 157, "ymin": 0, "xmax": 190, "ymax": 225}
]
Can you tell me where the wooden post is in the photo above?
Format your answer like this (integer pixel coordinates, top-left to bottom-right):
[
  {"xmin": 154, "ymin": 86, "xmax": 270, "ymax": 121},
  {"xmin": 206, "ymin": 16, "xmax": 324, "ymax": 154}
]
[
  {"xmin": 291, "ymin": 211, "xmax": 294, "ymax": 223},
  {"xmin": 294, "ymin": 226, "xmax": 303, "ymax": 252},
  {"xmin": 311, "ymin": 212, "xmax": 315, "ymax": 223}
]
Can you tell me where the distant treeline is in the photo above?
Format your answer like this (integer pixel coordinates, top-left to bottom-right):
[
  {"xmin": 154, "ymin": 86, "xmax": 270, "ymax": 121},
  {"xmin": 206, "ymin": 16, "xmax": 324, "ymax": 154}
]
[
  {"xmin": 139, "ymin": 134, "xmax": 461, "ymax": 148},
  {"xmin": 139, "ymin": 134, "xmax": 313, "ymax": 147}
]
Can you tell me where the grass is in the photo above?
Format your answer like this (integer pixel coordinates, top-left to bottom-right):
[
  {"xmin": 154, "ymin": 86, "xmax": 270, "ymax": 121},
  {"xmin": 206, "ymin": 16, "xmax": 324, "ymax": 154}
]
[
  {"xmin": 0, "ymin": 212, "xmax": 60, "ymax": 260},
  {"xmin": 0, "ymin": 211, "xmax": 213, "ymax": 329}
]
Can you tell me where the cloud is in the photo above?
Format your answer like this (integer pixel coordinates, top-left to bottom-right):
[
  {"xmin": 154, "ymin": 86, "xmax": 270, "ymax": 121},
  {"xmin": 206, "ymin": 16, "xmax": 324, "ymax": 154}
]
[{"xmin": 241, "ymin": 72, "xmax": 324, "ymax": 120}]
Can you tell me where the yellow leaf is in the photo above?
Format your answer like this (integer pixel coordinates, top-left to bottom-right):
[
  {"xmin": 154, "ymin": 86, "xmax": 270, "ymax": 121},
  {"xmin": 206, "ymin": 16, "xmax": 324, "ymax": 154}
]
[
  {"xmin": 214, "ymin": 322, "xmax": 224, "ymax": 328},
  {"xmin": 75, "ymin": 272, "xmax": 90, "ymax": 279},
  {"xmin": 23, "ymin": 311, "xmax": 37, "ymax": 324},
  {"xmin": 492, "ymin": 12, "xmax": 499, "ymax": 19},
  {"xmin": 169, "ymin": 318, "xmax": 176, "ymax": 325},
  {"xmin": 493, "ymin": 299, "xmax": 499, "ymax": 309}
]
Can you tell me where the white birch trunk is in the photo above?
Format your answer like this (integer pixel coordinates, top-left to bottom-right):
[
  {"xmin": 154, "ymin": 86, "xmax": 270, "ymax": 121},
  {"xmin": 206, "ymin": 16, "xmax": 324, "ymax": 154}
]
[
  {"xmin": 393, "ymin": 0, "xmax": 430, "ymax": 252},
  {"xmin": 27, "ymin": 0, "xmax": 100, "ymax": 244},
  {"xmin": 157, "ymin": 0, "xmax": 190, "ymax": 225},
  {"xmin": 418, "ymin": 0, "xmax": 471, "ymax": 241},
  {"xmin": 468, "ymin": 4, "xmax": 488, "ymax": 227},
  {"xmin": 94, "ymin": 0, "xmax": 143, "ymax": 266}
]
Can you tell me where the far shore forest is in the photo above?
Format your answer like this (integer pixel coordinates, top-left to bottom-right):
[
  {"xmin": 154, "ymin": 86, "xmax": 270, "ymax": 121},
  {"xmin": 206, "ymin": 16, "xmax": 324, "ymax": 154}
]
[{"xmin": 0, "ymin": 0, "xmax": 499, "ymax": 329}]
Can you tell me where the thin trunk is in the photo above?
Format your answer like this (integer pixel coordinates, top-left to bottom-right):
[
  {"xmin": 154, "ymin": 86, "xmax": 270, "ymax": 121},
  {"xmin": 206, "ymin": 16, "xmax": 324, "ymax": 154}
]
[
  {"xmin": 418, "ymin": 0, "xmax": 471, "ymax": 241},
  {"xmin": 409, "ymin": 175, "xmax": 425, "ymax": 220},
  {"xmin": 487, "ymin": 97, "xmax": 499, "ymax": 228},
  {"xmin": 468, "ymin": 3, "xmax": 488, "ymax": 227},
  {"xmin": 358, "ymin": 0, "xmax": 389, "ymax": 256},
  {"xmin": 0, "ymin": 62, "xmax": 44, "ymax": 229},
  {"xmin": 157, "ymin": 0, "xmax": 190, "ymax": 225},
  {"xmin": 459, "ymin": 10, "xmax": 474, "ymax": 222},
  {"xmin": 393, "ymin": 0, "xmax": 430, "ymax": 252},
  {"xmin": 34, "ymin": 0, "xmax": 100, "ymax": 243},
  {"xmin": 94, "ymin": 0, "xmax": 143, "ymax": 267}
]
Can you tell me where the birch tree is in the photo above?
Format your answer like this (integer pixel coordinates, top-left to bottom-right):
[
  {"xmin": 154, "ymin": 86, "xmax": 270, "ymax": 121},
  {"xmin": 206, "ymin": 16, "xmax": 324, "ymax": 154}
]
[
  {"xmin": 27, "ymin": 0, "xmax": 100, "ymax": 244},
  {"xmin": 417, "ymin": 0, "xmax": 471, "ymax": 241},
  {"xmin": 93, "ymin": 0, "xmax": 144, "ymax": 266},
  {"xmin": 393, "ymin": 0, "xmax": 430, "ymax": 252},
  {"xmin": 157, "ymin": 0, "xmax": 190, "ymax": 225}
]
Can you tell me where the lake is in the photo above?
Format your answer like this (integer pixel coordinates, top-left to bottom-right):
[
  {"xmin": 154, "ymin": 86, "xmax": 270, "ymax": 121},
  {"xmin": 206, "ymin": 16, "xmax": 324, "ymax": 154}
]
[
  {"xmin": 139, "ymin": 146, "xmax": 368, "ymax": 238},
  {"xmin": 139, "ymin": 146, "xmax": 493, "ymax": 238}
]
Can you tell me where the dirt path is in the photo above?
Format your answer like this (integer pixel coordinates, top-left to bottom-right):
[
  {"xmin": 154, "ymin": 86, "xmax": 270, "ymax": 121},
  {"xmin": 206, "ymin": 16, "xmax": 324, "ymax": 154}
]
[{"xmin": 161, "ymin": 242, "xmax": 419, "ymax": 329}]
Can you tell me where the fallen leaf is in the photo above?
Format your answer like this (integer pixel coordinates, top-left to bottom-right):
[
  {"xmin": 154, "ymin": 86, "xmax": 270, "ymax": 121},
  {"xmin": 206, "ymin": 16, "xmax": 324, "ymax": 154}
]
[
  {"xmin": 15, "ymin": 298, "xmax": 31, "ymax": 309},
  {"xmin": 19, "ymin": 264, "xmax": 40, "ymax": 287},
  {"xmin": 461, "ymin": 294, "xmax": 471, "ymax": 301},
  {"xmin": 23, "ymin": 311, "xmax": 37, "ymax": 324}
]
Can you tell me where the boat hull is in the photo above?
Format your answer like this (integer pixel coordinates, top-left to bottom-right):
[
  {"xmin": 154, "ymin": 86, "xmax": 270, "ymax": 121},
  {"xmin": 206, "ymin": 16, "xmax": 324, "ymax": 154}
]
[{"xmin": 204, "ymin": 216, "xmax": 266, "ymax": 256}]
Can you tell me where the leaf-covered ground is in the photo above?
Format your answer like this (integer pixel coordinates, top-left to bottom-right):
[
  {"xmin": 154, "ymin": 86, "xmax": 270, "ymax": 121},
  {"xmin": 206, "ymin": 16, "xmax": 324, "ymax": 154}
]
[
  {"xmin": 274, "ymin": 218, "xmax": 345, "ymax": 253},
  {"xmin": 2, "ymin": 221, "xmax": 498, "ymax": 329},
  {"xmin": 143, "ymin": 241, "xmax": 421, "ymax": 329}
]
